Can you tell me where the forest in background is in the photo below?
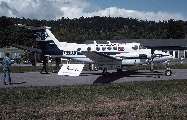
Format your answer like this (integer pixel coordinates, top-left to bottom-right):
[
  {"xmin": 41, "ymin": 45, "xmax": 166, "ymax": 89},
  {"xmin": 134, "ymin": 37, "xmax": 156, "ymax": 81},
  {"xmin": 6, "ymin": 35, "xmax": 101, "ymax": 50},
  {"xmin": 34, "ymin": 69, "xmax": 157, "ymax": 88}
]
[{"xmin": 0, "ymin": 16, "xmax": 187, "ymax": 48}]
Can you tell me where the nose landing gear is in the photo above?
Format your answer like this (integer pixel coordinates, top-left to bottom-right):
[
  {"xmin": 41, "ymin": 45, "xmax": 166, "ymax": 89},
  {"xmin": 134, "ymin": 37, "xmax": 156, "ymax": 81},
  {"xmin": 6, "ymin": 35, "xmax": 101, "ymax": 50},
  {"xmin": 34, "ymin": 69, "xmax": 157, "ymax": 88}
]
[
  {"xmin": 165, "ymin": 69, "xmax": 172, "ymax": 76},
  {"xmin": 165, "ymin": 61, "xmax": 172, "ymax": 76}
]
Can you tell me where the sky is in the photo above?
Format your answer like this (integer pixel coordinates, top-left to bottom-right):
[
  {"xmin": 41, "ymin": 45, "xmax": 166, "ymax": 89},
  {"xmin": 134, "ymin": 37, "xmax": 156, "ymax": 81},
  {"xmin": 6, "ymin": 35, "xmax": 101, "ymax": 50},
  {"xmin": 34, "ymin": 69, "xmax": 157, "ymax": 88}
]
[{"xmin": 0, "ymin": 0, "xmax": 186, "ymax": 22}]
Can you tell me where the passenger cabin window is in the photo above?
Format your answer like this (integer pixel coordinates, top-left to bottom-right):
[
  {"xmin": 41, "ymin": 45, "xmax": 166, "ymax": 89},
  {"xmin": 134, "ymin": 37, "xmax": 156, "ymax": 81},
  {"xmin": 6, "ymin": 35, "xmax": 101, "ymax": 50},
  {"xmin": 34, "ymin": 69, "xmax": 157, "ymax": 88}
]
[
  {"xmin": 113, "ymin": 46, "xmax": 117, "ymax": 50},
  {"xmin": 107, "ymin": 46, "xmax": 112, "ymax": 50},
  {"xmin": 96, "ymin": 47, "xmax": 100, "ymax": 51},
  {"xmin": 87, "ymin": 47, "xmax": 91, "ymax": 51}
]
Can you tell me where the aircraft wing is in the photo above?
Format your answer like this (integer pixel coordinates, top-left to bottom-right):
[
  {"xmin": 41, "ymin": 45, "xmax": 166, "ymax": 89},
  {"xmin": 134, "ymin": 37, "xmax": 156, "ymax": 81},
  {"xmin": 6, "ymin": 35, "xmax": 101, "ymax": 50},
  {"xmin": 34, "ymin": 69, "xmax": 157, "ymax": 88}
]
[{"xmin": 82, "ymin": 51, "xmax": 122, "ymax": 62}]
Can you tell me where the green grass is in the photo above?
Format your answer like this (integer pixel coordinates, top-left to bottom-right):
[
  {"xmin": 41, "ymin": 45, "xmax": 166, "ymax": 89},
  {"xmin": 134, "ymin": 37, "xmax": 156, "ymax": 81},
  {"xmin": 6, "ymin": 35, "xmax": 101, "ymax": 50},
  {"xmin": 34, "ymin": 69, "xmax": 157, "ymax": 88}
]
[
  {"xmin": 1, "ymin": 63, "xmax": 187, "ymax": 73},
  {"xmin": 0, "ymin": 66, "xmax": 55, "ymax": 73},
  {"xmin": 0, "ymin": 80, "xmax": 187, "ymax": 119}
]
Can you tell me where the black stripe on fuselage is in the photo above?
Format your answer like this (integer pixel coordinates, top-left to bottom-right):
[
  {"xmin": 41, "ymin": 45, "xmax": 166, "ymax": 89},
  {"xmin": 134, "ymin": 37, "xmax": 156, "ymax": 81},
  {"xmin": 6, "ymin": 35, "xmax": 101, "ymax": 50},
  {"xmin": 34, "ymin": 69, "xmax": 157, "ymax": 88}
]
[
  {"xmin": 99, "ymin": 52, "xmax": 129, "ymax": 55},
  {"xmin": 120, "ymin": 57, "xmax": 147, "ymax": 59},
  {"xmin": 37, "ymin": 40, "xmax": 63, "ymax": 55}
]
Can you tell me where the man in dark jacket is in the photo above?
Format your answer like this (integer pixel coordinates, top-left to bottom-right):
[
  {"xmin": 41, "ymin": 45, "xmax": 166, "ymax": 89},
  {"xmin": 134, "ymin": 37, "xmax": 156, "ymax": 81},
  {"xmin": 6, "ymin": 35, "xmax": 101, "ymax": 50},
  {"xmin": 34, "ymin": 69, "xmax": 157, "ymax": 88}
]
[
  {"xmin": 40, "ymin": 56, "xmax": 48, "ymax": 74},
  {"xmin": 2, "ymin": 53, "xmax": 12, "ymax": 85}
]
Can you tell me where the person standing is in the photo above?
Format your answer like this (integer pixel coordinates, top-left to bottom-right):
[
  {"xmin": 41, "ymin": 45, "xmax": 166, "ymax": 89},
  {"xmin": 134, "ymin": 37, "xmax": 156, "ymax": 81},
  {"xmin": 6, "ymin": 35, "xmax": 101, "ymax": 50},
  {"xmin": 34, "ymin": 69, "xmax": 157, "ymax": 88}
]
[
  {"xmin": 2, "ymin": 53, "xmax": 12, "ymax": 85},
  {"xmin": 40, "ymin": 56, "xmax": 48, "ymax": 74},
  {"xmin": 89, "ymin": 63, "xmax": 91, "ymax": 71},
  {"xmin": 53, "ymin": 57, "xmax": 61, "ymax": 73}
]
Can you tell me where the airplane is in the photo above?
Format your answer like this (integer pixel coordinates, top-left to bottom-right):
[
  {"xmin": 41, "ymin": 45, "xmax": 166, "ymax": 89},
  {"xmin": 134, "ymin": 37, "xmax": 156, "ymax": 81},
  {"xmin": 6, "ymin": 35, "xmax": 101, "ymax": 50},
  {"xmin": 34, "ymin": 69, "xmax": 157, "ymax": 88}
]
[{"xmin": 15, "ymin": 24, "xmax": 173, "ymax": 76}]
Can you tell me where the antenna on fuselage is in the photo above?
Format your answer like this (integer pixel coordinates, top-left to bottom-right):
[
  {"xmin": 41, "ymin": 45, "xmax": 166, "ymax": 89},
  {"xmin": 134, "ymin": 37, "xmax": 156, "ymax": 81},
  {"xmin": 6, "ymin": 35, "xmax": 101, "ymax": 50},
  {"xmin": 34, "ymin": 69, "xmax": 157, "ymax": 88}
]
[
  {"xmin": 107, "ymin": 41, "xmax": 111, "ymax": 44},
  {"xmin": 93, "ymin": 40, "xmax": 97, "ymax": 44}
]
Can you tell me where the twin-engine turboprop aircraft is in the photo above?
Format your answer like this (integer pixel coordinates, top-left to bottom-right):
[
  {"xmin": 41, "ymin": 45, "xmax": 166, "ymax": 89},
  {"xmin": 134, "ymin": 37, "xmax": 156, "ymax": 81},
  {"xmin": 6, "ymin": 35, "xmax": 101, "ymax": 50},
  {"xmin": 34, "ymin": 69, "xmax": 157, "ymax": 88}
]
[{"xmin": 16, "ymin": 24, "xmax": 173, "ymax": 76}]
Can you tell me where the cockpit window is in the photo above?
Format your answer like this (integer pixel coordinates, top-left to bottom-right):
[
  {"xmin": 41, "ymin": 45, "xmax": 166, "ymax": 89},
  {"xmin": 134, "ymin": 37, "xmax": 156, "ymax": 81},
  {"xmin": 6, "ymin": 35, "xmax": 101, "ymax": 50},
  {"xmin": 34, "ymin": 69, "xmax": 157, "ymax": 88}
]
[{"xmin": 139, "ymin": 44, "xmax": 146, "ymax": 49}]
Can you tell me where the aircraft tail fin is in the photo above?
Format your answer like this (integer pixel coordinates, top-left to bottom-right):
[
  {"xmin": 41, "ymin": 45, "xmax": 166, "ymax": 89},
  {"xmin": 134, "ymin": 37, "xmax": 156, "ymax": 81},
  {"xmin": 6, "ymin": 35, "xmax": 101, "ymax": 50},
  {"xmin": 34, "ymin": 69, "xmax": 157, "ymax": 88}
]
[{"xmin": 15, "ymin": 24, "xmax": 62, "ymax": 55}]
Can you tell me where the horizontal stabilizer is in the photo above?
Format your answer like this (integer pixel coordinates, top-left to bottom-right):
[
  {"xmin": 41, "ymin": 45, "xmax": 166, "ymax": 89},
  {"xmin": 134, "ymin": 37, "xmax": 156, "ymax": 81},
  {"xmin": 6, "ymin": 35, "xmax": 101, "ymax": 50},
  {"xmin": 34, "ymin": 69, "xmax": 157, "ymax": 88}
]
[{"xmin": 15, "ymin": 24, "xmax": 51, "ymax": 31}]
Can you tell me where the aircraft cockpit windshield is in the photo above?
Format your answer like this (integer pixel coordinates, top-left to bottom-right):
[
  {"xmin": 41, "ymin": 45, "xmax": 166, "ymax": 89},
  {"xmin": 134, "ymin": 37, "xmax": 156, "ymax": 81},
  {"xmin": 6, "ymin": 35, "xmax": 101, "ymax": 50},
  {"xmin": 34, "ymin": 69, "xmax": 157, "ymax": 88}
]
[{"xmin": 139, "ymin": 44, "xmax": 147, "ymax": 49}]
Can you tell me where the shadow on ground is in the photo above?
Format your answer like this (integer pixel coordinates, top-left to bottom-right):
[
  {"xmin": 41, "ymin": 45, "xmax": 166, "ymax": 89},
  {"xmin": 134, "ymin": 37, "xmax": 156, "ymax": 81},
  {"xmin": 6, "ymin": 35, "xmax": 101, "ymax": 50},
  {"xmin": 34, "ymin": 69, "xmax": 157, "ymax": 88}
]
[
  {"xmin": 92, "ymin": 70, "xmax": 164, "ymax": 84},
  {"xmin": 11, "ymin": 82, "xmax": 26, "ymax": 85}
]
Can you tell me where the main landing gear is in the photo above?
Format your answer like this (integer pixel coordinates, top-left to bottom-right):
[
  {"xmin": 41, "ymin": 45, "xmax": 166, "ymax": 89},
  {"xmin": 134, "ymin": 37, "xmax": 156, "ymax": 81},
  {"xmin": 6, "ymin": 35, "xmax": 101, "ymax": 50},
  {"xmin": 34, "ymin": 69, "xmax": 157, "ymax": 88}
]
[
  {"xmin": 165, "ymin": 69, "xmax": 172, "ymax": 76},
  {"xmin": 102, "ymin": 68, "xmax": 123, "ymax": 77},
  {"xmin": 165, "ymin": 62, "xmax": 172, "ymax": 76},
  {"xmin": 102, "ymin": 68, "xmax": 110, "ymax": 77},
  {"xmin": 102, "ymin": 65, "xmax": 122, "ymax": 77},
  {"xmin": 117, "ymin": 68, "xmax": 122, "ymax": 73}
]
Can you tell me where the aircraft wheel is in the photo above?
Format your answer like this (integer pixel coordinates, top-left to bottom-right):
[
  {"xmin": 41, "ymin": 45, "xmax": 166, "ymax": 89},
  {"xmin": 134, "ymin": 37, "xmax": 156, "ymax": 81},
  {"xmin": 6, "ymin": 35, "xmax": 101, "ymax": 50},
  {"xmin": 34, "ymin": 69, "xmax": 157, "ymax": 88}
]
[
  {"xmin": 165, "ymin": 70, "xmax": 172, "ymax": 76},
  {"xmin": 102, "ymin": 72, "xmax": 110, "ymax": 77},
  {"xmin": 117, "ymin": 68, "xmax": 122, "ymax": 73}
]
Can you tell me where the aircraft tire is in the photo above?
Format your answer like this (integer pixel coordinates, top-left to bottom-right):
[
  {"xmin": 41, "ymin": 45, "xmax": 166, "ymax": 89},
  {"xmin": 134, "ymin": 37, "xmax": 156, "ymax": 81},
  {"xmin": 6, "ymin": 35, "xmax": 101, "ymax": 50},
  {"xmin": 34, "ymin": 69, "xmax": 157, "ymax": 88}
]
[
  {"xmin": 117, "ymin": 68, "xmax": 122, "ymax": 73},
  {"xmin": 165, "ymin": 70, "xmax": 172, "ymax": 76},
  {"xmin": 102, "ymin": 72, "xmax": 110, "ymax": 77}
]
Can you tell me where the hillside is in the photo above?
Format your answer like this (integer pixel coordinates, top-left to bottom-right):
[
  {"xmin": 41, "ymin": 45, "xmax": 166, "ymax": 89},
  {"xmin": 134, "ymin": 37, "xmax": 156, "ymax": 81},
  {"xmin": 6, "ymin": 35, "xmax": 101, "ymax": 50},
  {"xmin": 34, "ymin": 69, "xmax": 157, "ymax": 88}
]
[{"xmin": 0, "ymin": 16, "xmax": 187, "ymax": 48}]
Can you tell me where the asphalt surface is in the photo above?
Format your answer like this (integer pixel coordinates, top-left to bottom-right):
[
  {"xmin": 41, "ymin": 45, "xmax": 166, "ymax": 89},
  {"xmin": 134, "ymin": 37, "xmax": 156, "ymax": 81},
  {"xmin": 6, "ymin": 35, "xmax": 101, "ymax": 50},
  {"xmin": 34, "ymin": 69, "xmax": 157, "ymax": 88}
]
[{"xmin": 0, "ymin": 69, "xmax": 187, "ymax": 88}]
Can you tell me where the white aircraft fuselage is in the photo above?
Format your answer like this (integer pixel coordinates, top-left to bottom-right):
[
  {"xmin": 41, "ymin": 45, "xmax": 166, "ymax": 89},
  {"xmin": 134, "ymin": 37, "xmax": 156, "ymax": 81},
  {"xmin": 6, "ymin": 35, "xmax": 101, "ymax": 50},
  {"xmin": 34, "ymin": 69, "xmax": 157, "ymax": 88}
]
[{"xmin": 17, "ymin": 25, "xmax": 173, "ymax": 69}]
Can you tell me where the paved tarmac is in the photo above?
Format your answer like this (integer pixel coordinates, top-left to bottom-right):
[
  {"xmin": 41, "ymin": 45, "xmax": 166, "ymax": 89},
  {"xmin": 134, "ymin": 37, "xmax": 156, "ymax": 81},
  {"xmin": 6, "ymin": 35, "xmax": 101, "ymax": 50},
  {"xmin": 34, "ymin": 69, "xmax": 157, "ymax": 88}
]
[{"xmin": 0, "ymin": 69, "xmax": 187, "ymax": 88}]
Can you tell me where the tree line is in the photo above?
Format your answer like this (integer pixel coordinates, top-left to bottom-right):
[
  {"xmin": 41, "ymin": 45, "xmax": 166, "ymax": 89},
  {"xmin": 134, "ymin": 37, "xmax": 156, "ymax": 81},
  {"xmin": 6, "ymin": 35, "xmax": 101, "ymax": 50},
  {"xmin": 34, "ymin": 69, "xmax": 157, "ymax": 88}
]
[{"xmin": 0, "ymin": 16, "xmax": 187, "ymax": 48}]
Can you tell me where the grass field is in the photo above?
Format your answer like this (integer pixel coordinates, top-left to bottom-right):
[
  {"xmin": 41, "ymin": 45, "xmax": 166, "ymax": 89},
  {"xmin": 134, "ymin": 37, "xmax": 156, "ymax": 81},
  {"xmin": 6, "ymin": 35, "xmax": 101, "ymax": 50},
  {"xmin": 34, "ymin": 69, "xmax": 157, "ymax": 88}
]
[
  {"xmin": 0, "ymin": 63, "xmax": 187, "ymax": 73},
  {"xmin": 0, "ymin": 79, "xmax": 187, "ymax": 119}
]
